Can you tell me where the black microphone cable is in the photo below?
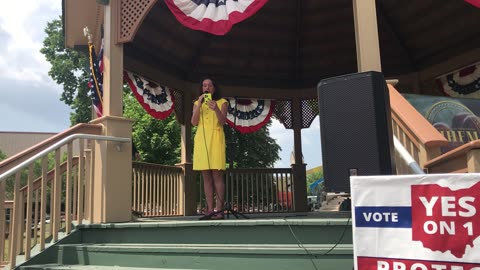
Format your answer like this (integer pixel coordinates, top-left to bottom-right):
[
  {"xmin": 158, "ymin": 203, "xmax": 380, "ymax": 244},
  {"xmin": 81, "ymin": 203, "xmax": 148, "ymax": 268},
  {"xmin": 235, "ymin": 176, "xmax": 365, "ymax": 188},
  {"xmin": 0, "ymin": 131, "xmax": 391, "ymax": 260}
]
[{"xmin": 200, "ymin": 94, "xmax": 211, "ymax": 170}]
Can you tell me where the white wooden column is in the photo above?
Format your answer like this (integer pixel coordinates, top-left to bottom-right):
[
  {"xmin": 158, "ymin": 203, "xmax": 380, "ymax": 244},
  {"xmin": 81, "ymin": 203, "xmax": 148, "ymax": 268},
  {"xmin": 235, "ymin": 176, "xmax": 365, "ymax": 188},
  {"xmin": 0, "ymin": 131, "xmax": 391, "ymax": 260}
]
[
  {"xmin": 353, "ymin": 0, "xmax": 382, "ymax": 72},
  {"xmin": 179, "ymin": 90, "xmax": 196, "ymax": 215},
  {"xmin": 90, "ymin": 0, "xmax": 133, "ymax": 223},
  {"xmin": 103, "ymin": 0, "xmax": 124, "ymax": 116}
]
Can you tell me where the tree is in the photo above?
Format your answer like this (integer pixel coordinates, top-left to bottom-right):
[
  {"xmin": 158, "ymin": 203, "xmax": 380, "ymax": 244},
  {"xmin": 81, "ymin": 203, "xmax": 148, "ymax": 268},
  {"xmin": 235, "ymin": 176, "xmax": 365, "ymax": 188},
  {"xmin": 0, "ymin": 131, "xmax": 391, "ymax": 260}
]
[
  {"xmin": 40, "ymin": 17, "xmax": 92, "ymax": 124},
  {"xmin": 123, "ymin": 91, "xmax": 181, "ymax": 165},
  {"xmin": 225, "ymin": 122, "xmax": 281, "ymax": 168},
  {"xmin": 0, "ymin": 149, "xmax": 6, "ymax": 161},
  {"xmin": 1, "ymin": 150, "xmax": 57, "ymax": 200}
]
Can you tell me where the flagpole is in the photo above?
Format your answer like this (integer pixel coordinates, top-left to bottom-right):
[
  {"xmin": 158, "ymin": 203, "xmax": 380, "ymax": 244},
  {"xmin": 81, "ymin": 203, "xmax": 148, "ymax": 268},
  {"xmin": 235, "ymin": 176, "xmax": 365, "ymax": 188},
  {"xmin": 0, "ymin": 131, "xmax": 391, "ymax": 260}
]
[
  {"xmin": 85, "ymin": 26, "xmax": 100, "ymax": 121},
  {"xmin": 91, "ymin": 105, "xmax": 97, "ymax": 120}
]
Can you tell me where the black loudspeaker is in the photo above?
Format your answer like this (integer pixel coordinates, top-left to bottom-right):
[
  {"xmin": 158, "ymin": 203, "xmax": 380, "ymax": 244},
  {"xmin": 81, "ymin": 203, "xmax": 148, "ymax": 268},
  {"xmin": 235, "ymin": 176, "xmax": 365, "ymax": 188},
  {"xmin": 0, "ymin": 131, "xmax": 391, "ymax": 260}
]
[{"xmin": 317, "ymin": 71, "xmax": 396, "ymax": 193}]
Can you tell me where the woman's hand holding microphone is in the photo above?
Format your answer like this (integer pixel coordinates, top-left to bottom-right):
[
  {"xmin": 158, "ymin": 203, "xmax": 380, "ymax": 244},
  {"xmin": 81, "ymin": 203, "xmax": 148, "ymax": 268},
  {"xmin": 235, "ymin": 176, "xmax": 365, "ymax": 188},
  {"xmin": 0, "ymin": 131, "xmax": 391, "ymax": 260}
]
[{"xmin": 202, "ymin": 92, "xmax": 218, "ymax": 111}]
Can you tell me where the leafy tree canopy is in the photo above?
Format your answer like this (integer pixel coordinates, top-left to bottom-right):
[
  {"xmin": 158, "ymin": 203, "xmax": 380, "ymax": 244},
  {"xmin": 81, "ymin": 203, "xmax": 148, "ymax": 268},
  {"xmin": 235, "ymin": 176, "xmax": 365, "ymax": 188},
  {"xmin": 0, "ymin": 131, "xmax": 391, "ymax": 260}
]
[
  {"xmin": 225, "ymin": 122, "xmax": 281, "ymax": 168},
  {"xmin": 1, "ymin": 151, "xmax": 57, "ymax": 200},
  {"xmin": 123, "ymin": 91, "xmax": 181, "ymax": 165},
  {"xmin": 40, "ymin": 17, "xmax": 92, "ymax": 124},
  {"xmin": 0, "ymin": 149, "xmax": 6, "ymax": 161}
]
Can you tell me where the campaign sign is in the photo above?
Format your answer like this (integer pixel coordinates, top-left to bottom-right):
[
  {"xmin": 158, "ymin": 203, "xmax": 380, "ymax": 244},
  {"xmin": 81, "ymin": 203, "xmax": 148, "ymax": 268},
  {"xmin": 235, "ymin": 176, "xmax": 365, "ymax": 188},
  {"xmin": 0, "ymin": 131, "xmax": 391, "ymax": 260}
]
[{"xmin": 351, "ymin": 174, "xmax": 480, "ymax": 270}]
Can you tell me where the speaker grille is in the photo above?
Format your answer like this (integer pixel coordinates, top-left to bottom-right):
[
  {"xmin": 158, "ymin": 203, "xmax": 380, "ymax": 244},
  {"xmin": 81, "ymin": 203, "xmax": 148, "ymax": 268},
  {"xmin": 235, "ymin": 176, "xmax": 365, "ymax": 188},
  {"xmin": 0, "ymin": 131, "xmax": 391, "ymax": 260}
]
[{"xmin": 317, "ymin": 72, "xmax": 395, "ymax": 192}]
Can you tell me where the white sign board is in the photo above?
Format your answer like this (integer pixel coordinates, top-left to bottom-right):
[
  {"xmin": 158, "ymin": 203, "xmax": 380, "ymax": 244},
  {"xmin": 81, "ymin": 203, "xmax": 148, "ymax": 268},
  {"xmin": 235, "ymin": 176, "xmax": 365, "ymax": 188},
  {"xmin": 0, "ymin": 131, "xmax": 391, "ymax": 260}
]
[{"xmin": 351, "ymin": 174, "xmax": 480, "ymax": 270}]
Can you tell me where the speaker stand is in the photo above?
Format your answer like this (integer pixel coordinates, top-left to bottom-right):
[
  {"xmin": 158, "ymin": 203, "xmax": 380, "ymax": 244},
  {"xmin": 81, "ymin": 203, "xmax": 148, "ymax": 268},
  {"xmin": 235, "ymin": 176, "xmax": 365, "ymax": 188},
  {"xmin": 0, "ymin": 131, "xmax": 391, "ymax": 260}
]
[{"xmin": 199, "ymin": 202, "xmax": 249, "ymax": 220}]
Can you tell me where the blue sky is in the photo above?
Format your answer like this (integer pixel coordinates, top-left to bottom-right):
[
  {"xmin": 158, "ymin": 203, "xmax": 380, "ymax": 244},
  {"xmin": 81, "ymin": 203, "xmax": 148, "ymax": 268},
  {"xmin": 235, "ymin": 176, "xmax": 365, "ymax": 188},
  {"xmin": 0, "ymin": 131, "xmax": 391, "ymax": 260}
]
[
  {"xmin": 0, "ymin": 0, "xmax": 323, "ymax": 169},
  {"xmin": 269, "ymin": 119, "xmax": 322, "ymax": 169}
]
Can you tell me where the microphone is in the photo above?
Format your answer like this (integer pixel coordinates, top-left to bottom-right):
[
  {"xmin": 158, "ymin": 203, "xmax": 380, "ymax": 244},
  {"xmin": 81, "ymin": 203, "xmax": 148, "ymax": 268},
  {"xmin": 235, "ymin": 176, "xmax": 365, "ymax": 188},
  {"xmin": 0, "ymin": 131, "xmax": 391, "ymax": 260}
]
[{"xmin": 203, "ymin": 91, "xmax": 212, "ymax": 103}]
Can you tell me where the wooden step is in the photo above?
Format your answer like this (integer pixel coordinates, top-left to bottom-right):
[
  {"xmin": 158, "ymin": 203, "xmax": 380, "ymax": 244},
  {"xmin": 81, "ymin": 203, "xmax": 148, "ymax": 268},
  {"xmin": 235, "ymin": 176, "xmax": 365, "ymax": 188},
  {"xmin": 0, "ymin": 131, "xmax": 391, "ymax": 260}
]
[{"xmin": 20, "ymin": 264, "xmax": 198, "ymax": 270}]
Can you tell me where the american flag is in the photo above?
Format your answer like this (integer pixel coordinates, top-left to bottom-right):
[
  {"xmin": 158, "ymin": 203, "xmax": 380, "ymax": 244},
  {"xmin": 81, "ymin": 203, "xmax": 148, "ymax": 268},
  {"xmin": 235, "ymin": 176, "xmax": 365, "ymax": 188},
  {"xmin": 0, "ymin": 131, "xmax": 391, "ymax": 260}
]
[{"xmin": 87, "ymin": 40, "xmax": 104, "ymax": 118}]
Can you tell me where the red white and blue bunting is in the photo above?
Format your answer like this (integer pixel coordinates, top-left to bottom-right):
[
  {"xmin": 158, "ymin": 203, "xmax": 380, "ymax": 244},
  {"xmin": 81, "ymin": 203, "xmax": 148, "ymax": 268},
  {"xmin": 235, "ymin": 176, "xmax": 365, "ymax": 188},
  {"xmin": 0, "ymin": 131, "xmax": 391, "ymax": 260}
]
[
  {"xmin": 225, "ymin": 98, "xmax": 274, "ymax": 133},
  {"xmin": 465, "ymin": 0, "xmax": 480, "ymax": 8},
  {"xmin": 123, "ymin": 70, "xmax": 274, "ymax": 132},
  {"xmin": 164, "ymin": 0, "xmax": 269, "ymax": 35},
  {"xmin": 124, "ymin": 71, "xmax": 175, "ymax": 120},
  {"xmin": 437, "ymin": 62, "xmax": 480, "ymax": 99}
]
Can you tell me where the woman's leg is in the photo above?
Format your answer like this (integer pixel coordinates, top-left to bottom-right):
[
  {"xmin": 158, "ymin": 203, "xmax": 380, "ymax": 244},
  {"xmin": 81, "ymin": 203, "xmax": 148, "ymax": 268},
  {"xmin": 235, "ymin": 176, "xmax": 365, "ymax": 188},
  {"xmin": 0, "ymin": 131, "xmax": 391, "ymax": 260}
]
[
  {"xmin": 202, "ymin": 170, "xmax": 214, "ymax": 213},
  {"xmin": 212, "ymin": 170, "xmax": 225, "ymax": 211}
]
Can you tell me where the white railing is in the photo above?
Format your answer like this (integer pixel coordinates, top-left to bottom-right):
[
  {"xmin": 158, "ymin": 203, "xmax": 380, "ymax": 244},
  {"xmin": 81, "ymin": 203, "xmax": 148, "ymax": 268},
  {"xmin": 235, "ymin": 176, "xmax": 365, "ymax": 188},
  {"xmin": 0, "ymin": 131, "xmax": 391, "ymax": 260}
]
[
  {"xmin": 393, "ymin": 136, "xmax": 425, "ymax": 175},
  {"xmin": 132, "ymin": 162, "xmax": 184, "ymax": 217},
  {"xmin": 0, "ymin": 134, "xmax": 130, "ymax": 181},
  {"xmin": 0, "ymin": 133, "xmax": 129, "ymax": 269}
]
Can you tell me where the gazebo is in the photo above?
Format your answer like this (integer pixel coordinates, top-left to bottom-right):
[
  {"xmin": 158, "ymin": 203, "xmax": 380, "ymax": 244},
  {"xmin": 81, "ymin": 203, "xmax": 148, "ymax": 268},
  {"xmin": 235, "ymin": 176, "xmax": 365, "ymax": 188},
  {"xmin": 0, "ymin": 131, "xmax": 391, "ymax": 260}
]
[
  {"xmin": 62, "ymin": 0, "xmax": 480, "ymax": 222},
  {"xmin": 2, "ymin": 1, "xmax": 480, "ymax": 268}
]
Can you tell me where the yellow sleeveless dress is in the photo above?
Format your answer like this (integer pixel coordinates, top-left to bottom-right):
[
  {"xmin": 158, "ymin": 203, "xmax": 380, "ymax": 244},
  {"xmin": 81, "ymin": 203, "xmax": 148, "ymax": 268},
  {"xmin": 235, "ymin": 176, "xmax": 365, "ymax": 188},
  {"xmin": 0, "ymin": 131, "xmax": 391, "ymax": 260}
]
[{"xmin": 193, "ymin": 98, "xmax": 227, "ymax": 171}]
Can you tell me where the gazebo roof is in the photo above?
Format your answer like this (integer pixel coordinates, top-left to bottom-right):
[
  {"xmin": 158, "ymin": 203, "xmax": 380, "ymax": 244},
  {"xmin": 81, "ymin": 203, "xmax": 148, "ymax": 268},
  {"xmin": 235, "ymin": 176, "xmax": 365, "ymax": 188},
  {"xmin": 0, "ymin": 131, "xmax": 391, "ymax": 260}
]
[{"xmin": 64, "ymin": 0, "xmax": 480, "ymax": 99}]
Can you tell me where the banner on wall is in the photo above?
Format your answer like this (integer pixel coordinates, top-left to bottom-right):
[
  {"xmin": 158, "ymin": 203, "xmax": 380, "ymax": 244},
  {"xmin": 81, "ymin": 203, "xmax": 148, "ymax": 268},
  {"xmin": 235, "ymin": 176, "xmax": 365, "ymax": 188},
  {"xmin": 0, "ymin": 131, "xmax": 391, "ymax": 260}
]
[
  {"xmin": 404, "ymin": 94, "xmax": 480, "ymax": 153},
  {"xmin": 351, "ymin": 174, "xmax": 480, "ymax": 270}
]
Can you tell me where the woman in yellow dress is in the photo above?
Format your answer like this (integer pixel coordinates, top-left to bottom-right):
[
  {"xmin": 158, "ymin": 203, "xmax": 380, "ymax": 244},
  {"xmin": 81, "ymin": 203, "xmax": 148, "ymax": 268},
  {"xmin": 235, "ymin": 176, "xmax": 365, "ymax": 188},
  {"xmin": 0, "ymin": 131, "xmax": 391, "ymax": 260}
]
[{"xmin": 191, "ymin": 78, "xmax": 228, "ymax": 219}]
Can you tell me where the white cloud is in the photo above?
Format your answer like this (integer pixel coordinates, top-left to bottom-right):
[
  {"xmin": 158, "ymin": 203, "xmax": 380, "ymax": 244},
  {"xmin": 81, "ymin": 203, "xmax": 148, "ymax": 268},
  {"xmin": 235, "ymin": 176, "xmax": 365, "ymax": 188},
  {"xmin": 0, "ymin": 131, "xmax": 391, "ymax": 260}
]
[
  {"xmin": 0, "ymin": 0, "xmax": 69, "ymax": 133},
  {"xmin": 0, "ymin": 0, "xmax": 61, "ymax": 88},
  {"xmin": 302, "ymin": 123, "xmax": 323, "ymax": 169},
  {"xmin": 0, "ymin": 102, "xmax": 69, "ymax": 133},
  {"xmin": 270, "ymin": 118, "xmax": 293, "ymax": 148},
  {"xmin": 270, "ymin": 119, "xmax": 293, "ymax": 168},
  {"xmin": 270, "ymin": 118, "xmax": 323, "ymax": 169},
  {"xmin": 0, "ymin": 78, "xmax": 71, "ymax": 132},
  {"xmin": 302, "ymin": 116, "xmax": 320, "ymax": 145}
]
